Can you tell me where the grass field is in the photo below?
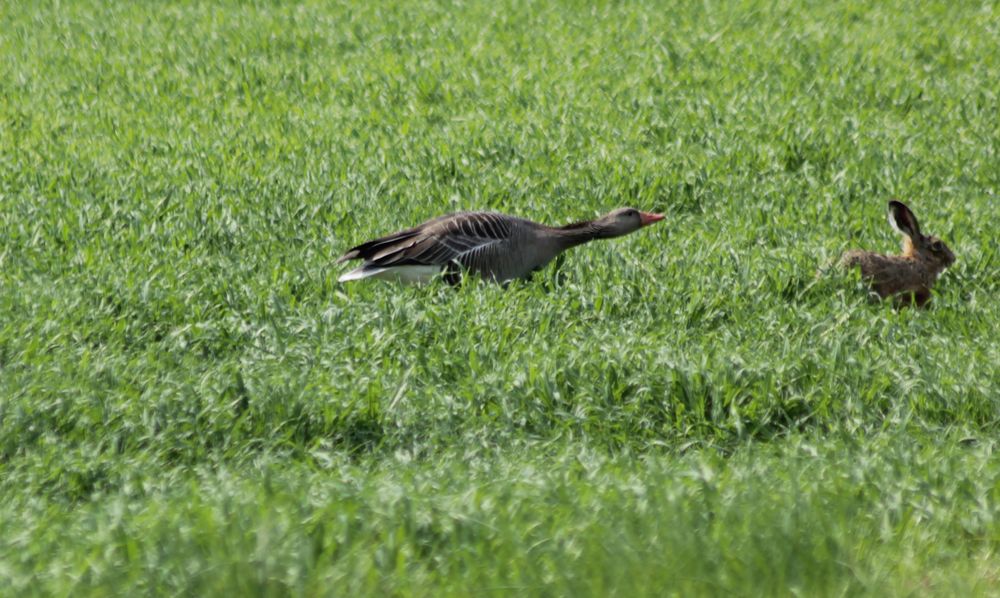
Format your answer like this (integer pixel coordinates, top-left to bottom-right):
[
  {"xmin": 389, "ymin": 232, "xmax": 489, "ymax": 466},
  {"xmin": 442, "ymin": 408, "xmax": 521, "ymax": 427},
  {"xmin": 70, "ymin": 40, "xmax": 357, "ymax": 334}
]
[{"xmin": 2, "ymin": 0, "xmax": 999, "ymax": 595}]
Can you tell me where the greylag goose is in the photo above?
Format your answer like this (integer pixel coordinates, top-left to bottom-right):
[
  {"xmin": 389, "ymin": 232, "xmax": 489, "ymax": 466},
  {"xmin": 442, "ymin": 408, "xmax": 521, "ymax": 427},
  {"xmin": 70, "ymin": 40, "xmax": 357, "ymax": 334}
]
[{"xmin": 337, "ymin": 207, "xmax": 664, "ymax": 284}]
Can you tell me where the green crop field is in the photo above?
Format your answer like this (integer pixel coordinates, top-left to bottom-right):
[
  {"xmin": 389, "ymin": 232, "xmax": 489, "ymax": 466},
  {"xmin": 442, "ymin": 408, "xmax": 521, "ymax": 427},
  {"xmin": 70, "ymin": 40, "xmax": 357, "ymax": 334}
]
[{"xmin": 2, "ymin": 0, "xmax": 999, "ymax": 595}]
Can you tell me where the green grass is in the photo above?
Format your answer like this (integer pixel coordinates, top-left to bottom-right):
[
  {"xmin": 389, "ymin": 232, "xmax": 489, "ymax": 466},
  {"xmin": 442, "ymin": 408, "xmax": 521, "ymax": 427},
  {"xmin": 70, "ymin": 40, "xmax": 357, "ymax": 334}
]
[{"xmin": 1, "ymin": 0, "xmax": 999, "ymax": 595}]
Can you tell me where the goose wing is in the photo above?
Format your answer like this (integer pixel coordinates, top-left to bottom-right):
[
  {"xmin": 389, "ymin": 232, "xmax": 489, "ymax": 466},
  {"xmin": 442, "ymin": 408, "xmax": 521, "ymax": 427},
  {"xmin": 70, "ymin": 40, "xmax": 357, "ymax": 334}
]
[{"xmin": 337, "ymin": 212, "xmax": 516, "ymax": 269}]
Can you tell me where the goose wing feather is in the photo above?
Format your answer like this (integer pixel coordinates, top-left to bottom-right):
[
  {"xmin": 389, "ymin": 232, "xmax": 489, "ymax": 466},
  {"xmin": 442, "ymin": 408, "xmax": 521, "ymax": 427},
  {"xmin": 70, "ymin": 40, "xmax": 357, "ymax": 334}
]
[{"xmin": 337, "ymin": 212, "xmax": 520, "ymax": 271}]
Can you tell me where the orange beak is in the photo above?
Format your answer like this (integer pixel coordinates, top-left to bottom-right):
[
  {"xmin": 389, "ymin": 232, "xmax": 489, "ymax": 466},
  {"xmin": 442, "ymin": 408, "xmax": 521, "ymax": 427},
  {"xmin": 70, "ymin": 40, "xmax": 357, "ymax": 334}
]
[{"xmin": 639, "ymin": 212, "xmax": 665, "ymax": 226}]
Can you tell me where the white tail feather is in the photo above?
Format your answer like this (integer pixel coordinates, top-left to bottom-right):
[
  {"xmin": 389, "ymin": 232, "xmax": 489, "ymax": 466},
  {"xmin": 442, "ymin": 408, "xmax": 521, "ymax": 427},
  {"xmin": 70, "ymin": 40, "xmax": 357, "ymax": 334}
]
[{"xmin": 338, "ymin": 265, "xmax": 443, "ymax": 284}]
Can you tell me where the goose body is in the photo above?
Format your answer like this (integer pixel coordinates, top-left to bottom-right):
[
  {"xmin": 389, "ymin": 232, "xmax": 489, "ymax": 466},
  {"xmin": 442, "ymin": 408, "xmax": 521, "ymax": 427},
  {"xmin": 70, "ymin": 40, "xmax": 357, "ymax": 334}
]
[{"xmin": 337, "ymin": 208, "xmax": 664, "ymax": 284}]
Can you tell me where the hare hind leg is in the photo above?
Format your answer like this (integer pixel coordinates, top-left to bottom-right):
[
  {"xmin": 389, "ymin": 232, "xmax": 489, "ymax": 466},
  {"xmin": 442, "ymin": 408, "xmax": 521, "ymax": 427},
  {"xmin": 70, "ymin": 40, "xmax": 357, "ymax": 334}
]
[{"xmin": 893, "ymin": 288, "xmax": 932, "ymax": 308}]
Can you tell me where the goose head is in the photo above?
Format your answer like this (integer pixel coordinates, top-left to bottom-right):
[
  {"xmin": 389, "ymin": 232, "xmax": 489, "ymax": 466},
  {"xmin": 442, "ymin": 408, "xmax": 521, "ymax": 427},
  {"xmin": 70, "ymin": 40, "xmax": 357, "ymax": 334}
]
[{"xmin": 590, "ymin": 207, "xmax": 665, "ymax": 238}]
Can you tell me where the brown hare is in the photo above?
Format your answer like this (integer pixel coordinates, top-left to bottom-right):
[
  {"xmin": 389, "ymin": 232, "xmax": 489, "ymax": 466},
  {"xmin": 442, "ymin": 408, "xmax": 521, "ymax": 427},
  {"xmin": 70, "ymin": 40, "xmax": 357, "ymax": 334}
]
[{"xmin": 841, "ymin": 200, "xmax": 955, "ymax": 307}]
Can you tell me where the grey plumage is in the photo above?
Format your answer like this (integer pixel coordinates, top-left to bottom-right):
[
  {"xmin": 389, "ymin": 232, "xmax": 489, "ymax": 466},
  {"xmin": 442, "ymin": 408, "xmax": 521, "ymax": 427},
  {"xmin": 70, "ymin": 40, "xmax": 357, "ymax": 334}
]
[{"xmin": 337, "ymin": 208, "xmax": 664, "ymax": 284}]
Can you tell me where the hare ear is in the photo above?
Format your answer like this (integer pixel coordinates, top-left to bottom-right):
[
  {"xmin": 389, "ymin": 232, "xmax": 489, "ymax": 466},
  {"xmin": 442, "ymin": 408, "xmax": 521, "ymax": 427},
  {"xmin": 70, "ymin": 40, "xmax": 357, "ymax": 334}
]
[{"xmin": 887, "ymin": 200, "xmax": 921, "ymax": 238}]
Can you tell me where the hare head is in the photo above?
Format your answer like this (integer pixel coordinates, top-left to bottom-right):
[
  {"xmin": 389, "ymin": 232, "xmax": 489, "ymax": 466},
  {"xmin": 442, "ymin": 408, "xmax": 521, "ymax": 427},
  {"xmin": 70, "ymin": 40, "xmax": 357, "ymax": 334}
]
[{"xmin": 887, "ymin": 200, "xmax": 955, "ymax": 271}]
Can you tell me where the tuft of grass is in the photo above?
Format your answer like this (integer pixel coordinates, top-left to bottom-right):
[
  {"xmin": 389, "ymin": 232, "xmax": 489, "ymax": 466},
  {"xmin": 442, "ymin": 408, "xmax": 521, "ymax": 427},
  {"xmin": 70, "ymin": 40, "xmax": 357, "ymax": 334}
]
[{"xmin": 1, "ymin": 0, "xmax": 999, "ymax": 595}]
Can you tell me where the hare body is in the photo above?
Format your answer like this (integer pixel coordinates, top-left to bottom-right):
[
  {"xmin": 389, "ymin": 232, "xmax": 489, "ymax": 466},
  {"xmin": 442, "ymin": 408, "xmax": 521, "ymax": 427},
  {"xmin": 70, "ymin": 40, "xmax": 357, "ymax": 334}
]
[{"xmin": 840, "ymin": 201, "xmax": 955, "ymax": 307}]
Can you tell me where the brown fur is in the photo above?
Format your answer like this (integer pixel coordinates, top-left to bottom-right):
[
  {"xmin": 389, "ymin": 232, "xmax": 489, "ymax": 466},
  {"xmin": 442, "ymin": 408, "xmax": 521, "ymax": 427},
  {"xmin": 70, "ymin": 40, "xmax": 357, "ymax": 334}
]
[{"xmin": 840, "ymin": 201, "xmax": 955, "ymax": 307}]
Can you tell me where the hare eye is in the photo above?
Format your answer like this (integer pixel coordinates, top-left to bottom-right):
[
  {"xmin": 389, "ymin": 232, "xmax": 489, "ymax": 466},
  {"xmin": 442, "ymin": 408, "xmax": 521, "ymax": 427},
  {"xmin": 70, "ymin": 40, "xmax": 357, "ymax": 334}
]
[{"xmin": 931, "ymin": 240, "xmax": 943, "ymax": 252}]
